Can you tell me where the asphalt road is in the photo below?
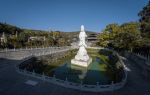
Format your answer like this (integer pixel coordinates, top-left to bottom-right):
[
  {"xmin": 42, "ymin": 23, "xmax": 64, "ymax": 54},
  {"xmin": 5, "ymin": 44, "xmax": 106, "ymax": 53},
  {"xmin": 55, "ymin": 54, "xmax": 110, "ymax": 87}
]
[{"xmin": 0, "ymin": 57, "xmax": 150, "ymax": 95}]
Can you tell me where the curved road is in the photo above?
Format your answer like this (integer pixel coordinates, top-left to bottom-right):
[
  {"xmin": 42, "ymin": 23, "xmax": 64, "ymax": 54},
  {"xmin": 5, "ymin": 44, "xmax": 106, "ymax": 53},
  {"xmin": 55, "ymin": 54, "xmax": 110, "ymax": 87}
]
[{"xmin": 0, "ymin": 56, "xmax": 150, "ymax": 95}]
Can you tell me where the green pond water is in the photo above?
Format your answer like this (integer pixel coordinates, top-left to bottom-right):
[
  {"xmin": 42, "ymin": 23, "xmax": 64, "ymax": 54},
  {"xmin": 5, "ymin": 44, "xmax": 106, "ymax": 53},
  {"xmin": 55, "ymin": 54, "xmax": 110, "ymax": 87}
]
[
  {"xmin": 19, "ymin": 49, "xmax": 121, "ymax": 85},
  {"xmin": 52, "ymin": 51, "xmax": 110, "ymax": 85}
]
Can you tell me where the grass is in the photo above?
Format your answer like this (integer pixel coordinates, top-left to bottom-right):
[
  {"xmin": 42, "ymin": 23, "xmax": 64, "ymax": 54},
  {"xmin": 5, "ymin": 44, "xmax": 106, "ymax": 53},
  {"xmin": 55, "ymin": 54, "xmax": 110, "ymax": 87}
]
[{"xmin": 87, "ymin": 48, "xmax": 108, "ymax": 72}]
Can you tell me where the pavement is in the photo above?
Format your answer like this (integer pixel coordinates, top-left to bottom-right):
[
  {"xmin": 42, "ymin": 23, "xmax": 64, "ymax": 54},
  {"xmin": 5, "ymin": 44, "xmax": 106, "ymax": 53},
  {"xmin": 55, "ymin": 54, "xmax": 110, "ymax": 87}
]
[{"xmin": 0, "ymin": 57, "xmax": 150, "ymax": 95}]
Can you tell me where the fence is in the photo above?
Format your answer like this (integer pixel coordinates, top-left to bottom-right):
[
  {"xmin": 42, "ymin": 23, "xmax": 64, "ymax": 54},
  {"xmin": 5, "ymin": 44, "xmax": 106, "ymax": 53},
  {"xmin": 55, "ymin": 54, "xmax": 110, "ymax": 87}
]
[
  {"xmin": 0, "ymin": 46, "xmax": 71, "ymax": 53},
  {"xmin": 0, "ymin": 46, "xmax": 71, "ymax": 60},
  {"xmin": 124, "ymin": 51, "xmax": 150, "ymax": 66},
  {"xmin": 134, "ymin": 52, "xmax": 150, "ymax": 62},
  {"xmin": 124, "ymin": 51, "xmax": 150, "ymax": 79}
]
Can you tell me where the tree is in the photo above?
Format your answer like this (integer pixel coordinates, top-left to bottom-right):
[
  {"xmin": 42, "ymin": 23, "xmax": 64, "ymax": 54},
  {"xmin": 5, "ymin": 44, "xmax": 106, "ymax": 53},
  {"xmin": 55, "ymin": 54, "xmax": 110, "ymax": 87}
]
[
  {"xmin": 138, "ymin": 1, "xmax": 150, "ymax": 38},
  {"xmin": 104, "ymin": 23, "xmax": 121, "ymax": 40},
  {"xmin": 114, "ymin": 22, "xmax": 140, "ymax": 51},
  {"xmin": 97, "ymin": 31, "xmax": 110, "ymax": 47},
  {"xmin": 18, "ymin": 32, "xmax": 28, "ymax": 47},
  {"xmin": 0, "ymin": 22, "xmax": 22, "ymax": 35},
  {"xmin": 8, "ymin": 36, "xmax": 19, "ymax": 48},
  {"xmin": 113, "ymin": 31, "xmax": 140, "ymax": 51},
  {"xmin": 97, "ymin": 22, "xmax": 141, "ymax": 51}
]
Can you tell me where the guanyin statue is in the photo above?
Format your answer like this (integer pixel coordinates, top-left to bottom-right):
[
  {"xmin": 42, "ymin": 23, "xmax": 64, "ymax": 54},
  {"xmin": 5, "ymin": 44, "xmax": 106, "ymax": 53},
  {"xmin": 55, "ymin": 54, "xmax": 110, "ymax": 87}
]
[{"xmin": 71, "ymin": 25, "xmax": 92, "ymax": 67}]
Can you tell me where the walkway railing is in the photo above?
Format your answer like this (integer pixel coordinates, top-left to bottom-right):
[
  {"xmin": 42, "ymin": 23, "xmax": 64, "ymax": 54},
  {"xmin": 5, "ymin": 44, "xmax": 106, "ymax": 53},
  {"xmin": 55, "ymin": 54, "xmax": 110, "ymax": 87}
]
[
  {"xmin": 134, "ymin": 52, "xmax": 150, "ymax": 63},
  {"xmin": 0, "ymin": 46, "xmax": 72, "ymax": 59},
  {"xmin": 125, "ymin": 51, "xmax": 150, "ymax": 66},
  {"xmin": 15, "ymin": 47, "xmax": 128, "ymax": 92},
  {"xmin": 0, "ymin": 46, "xmax": 71, "ymax": 53},
  {"xmin": 16, "ymin": 67, "xmax": 126, "ymax": 92}
]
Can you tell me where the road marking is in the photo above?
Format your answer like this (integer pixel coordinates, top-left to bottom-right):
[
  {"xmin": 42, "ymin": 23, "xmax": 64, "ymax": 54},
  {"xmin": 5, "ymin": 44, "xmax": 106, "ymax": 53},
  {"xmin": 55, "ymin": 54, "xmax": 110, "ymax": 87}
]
[{"xmin": 25, "ymin": 80, "xmax": 38, "ymax": 86}]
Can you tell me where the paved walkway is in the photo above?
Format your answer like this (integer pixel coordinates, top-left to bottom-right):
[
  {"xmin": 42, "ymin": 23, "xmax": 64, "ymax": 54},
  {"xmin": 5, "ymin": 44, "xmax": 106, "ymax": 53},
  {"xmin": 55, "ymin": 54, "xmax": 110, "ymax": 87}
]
[
  {"xmin": 114, "ymin": 58, "xmax": 150, "ymax": 95},
  {"xmin": 0, "ymin": 57, "xmax": 150, "ymax": 95}
]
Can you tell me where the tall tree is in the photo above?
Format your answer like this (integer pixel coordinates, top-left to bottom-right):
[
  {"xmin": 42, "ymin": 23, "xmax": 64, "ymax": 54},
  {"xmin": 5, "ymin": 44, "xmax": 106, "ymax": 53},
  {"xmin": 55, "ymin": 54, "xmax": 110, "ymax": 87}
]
[
  {"xmin": 97, "ymin": 31, "xmax": 110, "ymax": 47},
  {"xmin": 138, "ymin": 1, "xmax": 150, "ymax": 38},
  {"xmin": 104, "ymin": 23, "xmax": 121, "ymax": 40},
  {"xmin": 97, "ymin": 22, "xmax": 140, "ymax": 51}
]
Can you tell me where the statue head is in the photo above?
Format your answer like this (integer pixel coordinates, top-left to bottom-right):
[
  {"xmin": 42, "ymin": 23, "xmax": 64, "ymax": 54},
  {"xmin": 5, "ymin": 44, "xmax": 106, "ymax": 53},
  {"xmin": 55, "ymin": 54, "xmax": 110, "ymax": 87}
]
[{"xmin": 81, "ymin": 25, "xmax": 84, "ymax": 32}]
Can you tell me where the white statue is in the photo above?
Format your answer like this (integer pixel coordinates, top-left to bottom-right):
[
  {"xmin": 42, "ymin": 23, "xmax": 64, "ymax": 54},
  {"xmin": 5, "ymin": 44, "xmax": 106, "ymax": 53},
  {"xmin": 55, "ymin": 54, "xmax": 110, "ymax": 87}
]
[
  {"xmin": 71, "ymin": 25, "xmax": 92, "ymax": 67},
  {"xmin": 79, "ymin": 25, "xmax": 87, "ymax": 47}
]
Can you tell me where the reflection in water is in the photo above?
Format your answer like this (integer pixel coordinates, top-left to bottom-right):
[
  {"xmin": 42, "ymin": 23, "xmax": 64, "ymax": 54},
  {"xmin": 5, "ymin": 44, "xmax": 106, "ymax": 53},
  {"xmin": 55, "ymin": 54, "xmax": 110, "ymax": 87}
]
[
  {"xmin": 53, "ymin": 57, "xmax": 109, "ymax": 85},
  {"xmin": 70, "ymin": 64, "xmax": 88, "ymax": 80}
]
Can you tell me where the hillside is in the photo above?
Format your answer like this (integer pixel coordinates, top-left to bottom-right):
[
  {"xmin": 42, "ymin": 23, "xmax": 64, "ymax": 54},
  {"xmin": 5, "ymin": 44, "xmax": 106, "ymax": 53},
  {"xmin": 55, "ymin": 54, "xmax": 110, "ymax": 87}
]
[
  {"xmin": 0, "ymin": 23, "xmax": 97, "ymax": 48},
  {"xmin": 0, "ymin": 22, "xmax": 22, "ymax": 35}
]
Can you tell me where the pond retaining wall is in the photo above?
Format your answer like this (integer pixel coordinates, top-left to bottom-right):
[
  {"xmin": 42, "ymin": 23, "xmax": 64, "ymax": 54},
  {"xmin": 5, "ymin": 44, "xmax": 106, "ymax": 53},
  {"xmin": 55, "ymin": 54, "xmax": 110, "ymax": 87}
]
[{"xmin": 16, "ymin": 47, "xmax": 128, "ymax": 92}]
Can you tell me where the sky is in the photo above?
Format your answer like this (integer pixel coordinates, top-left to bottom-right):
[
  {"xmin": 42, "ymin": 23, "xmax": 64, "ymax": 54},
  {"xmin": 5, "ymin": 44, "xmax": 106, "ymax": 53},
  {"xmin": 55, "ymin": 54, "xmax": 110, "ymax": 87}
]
[{"xmin": 0, "ymin": 0, "xmax": 148, "ymax": 32}]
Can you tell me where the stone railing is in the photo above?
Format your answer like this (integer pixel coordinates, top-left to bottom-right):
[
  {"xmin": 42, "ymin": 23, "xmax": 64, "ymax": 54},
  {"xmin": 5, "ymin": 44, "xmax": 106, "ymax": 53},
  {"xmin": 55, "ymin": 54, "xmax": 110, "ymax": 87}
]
[
  {"xmin": 0, "ymin": 46, "xmax": 71, "ymax": 53},
  {"xmin": 124, "ymin": 51, "xmax": 150, "ymax": 66},
  {"xmin": 133, "ymin": 51, "xmax": 150, "ymax": 60},
  {"xmin": 124, "ymin": 51, "xmax": 150, "ymax": 79},
  {"xmin": 0, "ymin": 46, "xmax": 71, "ymax": 60},
  {"xmin": 134, "ymin": 52, "xmax": 150, "ymax": 64},
  {"xmin": 16, "ymin": 47, "xmax": 128, "ymax": 92}
]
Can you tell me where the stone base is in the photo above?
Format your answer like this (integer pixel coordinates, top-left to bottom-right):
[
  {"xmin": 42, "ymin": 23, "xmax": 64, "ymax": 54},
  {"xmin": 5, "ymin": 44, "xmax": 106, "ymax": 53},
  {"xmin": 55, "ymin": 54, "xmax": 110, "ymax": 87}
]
[{"xmin": 71, "ymin": 58, "xmax": 92, "ymax": 67}]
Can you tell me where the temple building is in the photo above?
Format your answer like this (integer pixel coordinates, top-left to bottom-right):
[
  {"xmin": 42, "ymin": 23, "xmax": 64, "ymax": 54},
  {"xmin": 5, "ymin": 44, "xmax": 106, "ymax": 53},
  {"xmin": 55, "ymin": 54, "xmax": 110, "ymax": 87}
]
[
  {"xmin": 28, "ymin": 36, "xmax": 46, "ymax": 42},
  {"xmin": 87, "ymin": 33, "xmax": 98, "ymax": 42},
  {"xmin": 87, "ymin": 33, "xmax": 98, "ymax": 46}
]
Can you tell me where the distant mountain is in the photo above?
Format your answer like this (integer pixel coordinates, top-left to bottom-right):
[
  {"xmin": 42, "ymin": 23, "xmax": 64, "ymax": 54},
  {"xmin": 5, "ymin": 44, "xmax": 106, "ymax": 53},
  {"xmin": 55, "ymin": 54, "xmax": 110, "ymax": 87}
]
[
  {"xmin": 0, "ymin": 22, "xmax": 22, "ymax": 35},
  {"xmin": 0, "ymin": 22, "xmax": 97, "ymax": 37}
]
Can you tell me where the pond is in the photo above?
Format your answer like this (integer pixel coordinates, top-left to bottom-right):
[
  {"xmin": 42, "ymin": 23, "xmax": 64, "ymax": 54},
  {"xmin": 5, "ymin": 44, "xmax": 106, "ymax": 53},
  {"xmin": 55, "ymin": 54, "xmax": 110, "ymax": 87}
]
[
  {"xmin": 54, "ymin": 57, "xmax": 109, "ymax": 85},
  {"xmin": 19, "ymin": 49, "xmax": 122, "ymax": 85},
  {"xmin": 44, "ymin": 49, "xmax": 109, "ymax": 85}
]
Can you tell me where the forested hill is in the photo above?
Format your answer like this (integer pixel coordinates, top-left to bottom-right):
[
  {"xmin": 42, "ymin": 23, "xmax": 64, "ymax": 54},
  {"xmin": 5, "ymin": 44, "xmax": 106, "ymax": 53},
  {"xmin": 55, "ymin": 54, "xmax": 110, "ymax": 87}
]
[
  {"xmin": 0, "ymin": 22, "xmax": 97, "ymax": 48},
  {"xmin": 0, "ymin": 22, "xmax": 96, "ymax": 36},
  {"xmin": 0, "ymin": 23, "xmax": 22, "ymax": 35}
]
